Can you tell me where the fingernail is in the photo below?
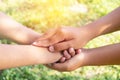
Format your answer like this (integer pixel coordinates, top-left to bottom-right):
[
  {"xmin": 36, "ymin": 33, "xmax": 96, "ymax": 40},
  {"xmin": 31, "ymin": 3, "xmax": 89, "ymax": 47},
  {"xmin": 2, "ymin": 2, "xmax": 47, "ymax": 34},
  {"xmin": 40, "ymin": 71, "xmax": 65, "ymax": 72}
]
[{"xmin": 49, "ymin": 46, "xmax": 55, "ymax": 52}]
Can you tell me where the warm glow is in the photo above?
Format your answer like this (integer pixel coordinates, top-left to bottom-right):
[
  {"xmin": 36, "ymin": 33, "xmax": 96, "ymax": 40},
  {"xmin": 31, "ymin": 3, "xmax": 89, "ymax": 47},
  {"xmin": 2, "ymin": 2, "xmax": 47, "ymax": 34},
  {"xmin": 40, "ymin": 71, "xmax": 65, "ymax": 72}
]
[{"xmin": 69, "ymin": 4, "xmax": 88, "ymax": 13}]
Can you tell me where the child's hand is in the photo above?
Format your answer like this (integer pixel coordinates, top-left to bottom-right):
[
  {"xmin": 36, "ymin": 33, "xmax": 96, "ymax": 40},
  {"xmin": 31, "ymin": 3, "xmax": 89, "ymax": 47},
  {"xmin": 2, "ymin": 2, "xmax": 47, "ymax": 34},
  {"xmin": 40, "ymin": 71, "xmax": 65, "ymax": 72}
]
[
  {"xmin": 46, "ymin": 48, "xmax": 85, "ymax": 72},
  {"xmin": 59, "ymin": 48, "xmax": 77, "ymax": 63}
]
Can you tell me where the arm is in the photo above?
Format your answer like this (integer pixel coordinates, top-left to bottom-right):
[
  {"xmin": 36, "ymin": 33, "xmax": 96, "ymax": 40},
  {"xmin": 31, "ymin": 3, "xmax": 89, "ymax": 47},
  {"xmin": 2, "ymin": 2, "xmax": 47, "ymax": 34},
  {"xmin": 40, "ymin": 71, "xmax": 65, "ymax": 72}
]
[
  {"xmin": 33, "ymin": 7, "xmax": 120, "ymax": 51},
  {"xmin": 85, "ymin": 7, "xmax": 120, "ymax": 37},
  {"xmin": 0, "ymin": 44, "xmax": 62, "ymax": 70},
  {"xmin": 47, "ymin": 43, "xmax": 120, "ymax": 71},
  {"xmin": 0, "ymin": 12, "xmax": 40, "ymax": 44},
  {"xmin": 84, "ymin": 43, "xmax": 120, "ymax": 66}
]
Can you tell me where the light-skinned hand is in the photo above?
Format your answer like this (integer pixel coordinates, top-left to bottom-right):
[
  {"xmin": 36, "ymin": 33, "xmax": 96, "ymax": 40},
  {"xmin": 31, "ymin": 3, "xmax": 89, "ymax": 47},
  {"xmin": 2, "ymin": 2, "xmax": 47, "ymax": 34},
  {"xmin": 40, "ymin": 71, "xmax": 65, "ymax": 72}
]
[{"xmin": 33, "ymin": 26, "xmax": 93, "ymax": 52}]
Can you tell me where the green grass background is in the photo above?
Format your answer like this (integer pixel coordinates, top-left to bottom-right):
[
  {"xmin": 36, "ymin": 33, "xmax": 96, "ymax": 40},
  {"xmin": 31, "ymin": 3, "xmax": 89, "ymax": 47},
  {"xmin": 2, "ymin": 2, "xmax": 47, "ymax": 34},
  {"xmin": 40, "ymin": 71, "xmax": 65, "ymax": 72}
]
[{"xmin": 0, "ymin": 0, "xmax": 120, "ymax": 80}]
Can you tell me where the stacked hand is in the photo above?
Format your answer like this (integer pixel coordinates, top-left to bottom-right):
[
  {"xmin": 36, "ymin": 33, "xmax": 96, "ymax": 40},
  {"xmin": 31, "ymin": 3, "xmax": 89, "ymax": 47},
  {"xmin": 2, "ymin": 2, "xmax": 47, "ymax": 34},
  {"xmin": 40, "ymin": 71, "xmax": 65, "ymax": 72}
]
[
  {"xmin": 46, "ymin": 48, "xmax": 87, "ymax": 72},
  {"xmin": 32, "ymin": 26, "xmax": 93, "ymax": 71},
  {"xmin": 0, "ymin": 7, "xmax": 120, "ymax": 70},
  {"xmin": 33, "ymin": 26, "xmax": 94, "ymax": 52},
  {"xmin": 32, "ymin": 6, "xmax": 120, "ymax": 72}
]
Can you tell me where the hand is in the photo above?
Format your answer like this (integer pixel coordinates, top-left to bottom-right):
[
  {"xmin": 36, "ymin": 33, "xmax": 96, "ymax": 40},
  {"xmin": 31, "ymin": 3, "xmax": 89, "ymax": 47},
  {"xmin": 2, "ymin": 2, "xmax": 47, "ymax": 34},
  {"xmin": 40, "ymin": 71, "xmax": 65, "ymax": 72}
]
[
  {"xmin": 46, "ymin": 49, "xmax": 86, "ymax": 72},
  {"xmin": 59, "ymin": 47, "xmax": 77, "ymax": 63},
  {"xmin": 33, "ymin": 26, "xmax": 93, "ymax": 52}
]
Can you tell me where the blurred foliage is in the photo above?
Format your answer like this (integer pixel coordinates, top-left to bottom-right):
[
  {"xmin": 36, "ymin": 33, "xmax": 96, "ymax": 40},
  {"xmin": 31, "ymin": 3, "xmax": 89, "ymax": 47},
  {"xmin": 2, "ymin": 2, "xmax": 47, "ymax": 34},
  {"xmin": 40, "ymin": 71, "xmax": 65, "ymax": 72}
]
[
  {"xmin": 0, "ymin": 0, "xmax": 120, "ymax": 80},
  {"xmin": 0, "ymin": 0, "xmax": 119, "ymax": 33}
]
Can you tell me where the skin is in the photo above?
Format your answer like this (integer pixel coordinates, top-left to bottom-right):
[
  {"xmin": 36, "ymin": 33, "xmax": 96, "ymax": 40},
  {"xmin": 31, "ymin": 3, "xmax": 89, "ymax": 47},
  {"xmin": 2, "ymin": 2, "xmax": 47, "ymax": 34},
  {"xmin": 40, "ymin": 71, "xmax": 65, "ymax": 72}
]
[
  {"xmin": 0, "ymin": 12, "xmax": 40, "ymax": 44},
  {"xmin": 58, "ymin": 48, "xmax": 76, "ymax": 63},
  {"xmin": 0, "ymin": 44, "xmax": 62, "ymax": 70},
  {"xmin": 33, "ymin": 7, "xmax": 120, "ymax": 52},
  {"xmin": 44, "ymin": 7, "xmax": 120, "ymax": 71},
  {"xmin": 0, "ymin": 12, "xmax": 63, "ymax": 70},
  {"xmin": 48, "ymin": 43, "xmax": 120, "ymax": 72}
]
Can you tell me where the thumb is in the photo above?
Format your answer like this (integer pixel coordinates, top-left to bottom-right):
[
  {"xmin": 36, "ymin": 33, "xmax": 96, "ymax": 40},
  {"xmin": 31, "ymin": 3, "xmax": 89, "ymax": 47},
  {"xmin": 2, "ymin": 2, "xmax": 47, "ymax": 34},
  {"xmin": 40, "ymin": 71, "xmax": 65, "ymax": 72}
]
[{"xmin": 51, "ymin": 62, "xmax": 69, "ymax": 72}]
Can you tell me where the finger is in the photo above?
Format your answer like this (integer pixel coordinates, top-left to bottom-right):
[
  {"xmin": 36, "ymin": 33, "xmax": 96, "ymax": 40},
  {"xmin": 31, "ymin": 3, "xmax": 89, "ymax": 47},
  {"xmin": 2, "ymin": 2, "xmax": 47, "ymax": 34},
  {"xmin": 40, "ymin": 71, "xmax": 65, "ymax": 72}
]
[
  {"xmin": 59, "ymin": 57, "xmax": 66, "ymax": 63},
  {"xmin": 33, "ymin": 27, "xmax": 65, "ymax": 47},
  {"xmin": 40, "ymin": 31, "xmax": 64, "ymax": 47},
  {"xmin": 76, "ymin": 48, "xmax": 82, "ymax": 54},
  {"xmin": 51, "ymin": 62, "xmax": 69, "ymax": 71},
  {"xmin": 48, "ymin": 52, "xmax": 84, "ymax": 71},
  {"xmin": 33, "ymin": 36, "xmax": 56, "ymax": 47},
  {"xmin": 56, "ymin": 56, "xmax": 80, "ymax": 71},
  {"xmin": 53, "ymin": 41, "xmax": 73, "ymax": 52},
  {"xmin": 45, "ymin": 63, "xmax": 65, "ymax": 71},
  {"xmin": 37, "ymin": 28, "xmax": 59, "ymax": 40},
  {"xmin": 33, "ymin": 39, "xmax": 50, "ymax": 47},
  {"xmin": 63, "ymin": 50, "xmax": 71, "ymax": 60},
  {"xmin": 45, "ymin": 64, "xmax": 55, "ymax": 70},
  {"xmin": 68, "ymin": 48, "xmax": 75, "ymax": 56},
  {"xmin": 32, "ymin": 28, "xmax": 59, "ymax": 46},
  {"xmin": 32, "ymin": 35, "xmax": 55, "ymax": 47}
]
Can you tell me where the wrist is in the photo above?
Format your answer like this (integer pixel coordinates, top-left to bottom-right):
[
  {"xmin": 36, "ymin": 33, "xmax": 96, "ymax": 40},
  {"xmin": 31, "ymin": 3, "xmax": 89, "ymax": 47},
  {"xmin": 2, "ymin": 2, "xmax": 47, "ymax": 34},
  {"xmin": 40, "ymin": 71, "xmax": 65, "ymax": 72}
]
[
  {"xmin": 29, "ymin": 46, "xmax": 62, "ymax": 64},
  {"xmin": 22, "ymin": 29, "xmax": 41, "ymax": 45},
  {"xmin": 80, "ymin": 20, "xmax": 108, "ymax": 42},
  {"xmin": 13, "ymin": 27, "xmax": 41, "ymax": 45},
  {"xmin": 28, "ymin": 46, "xmax": 46, "ymax": 64},
  {"xmin": 84, "ymin": 16, "xmax": 116, "ymax": 37},
  {"xmin": 78, "ymin": 25, "xmax": 97, "ymax": 42},
  {"xmin": 80, "ymin": 48, "xmax": 91, "ymax": 66},
  {"xmin": 23, "ymin": 45, "xmax": 42, "ymax": 65},
  {"xmin": 85, "ymin": 23, "xmax": 101, "ymax": 38},
  {"xmin": 15, "ymin": 27, "xmax": 41, "ymax": 45}
]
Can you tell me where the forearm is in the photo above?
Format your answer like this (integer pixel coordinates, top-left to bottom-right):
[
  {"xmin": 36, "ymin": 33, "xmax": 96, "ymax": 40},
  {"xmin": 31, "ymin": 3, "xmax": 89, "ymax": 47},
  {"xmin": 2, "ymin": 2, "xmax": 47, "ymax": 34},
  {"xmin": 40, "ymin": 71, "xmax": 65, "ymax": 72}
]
[
  {"xmin": 83, "ymin": 7, "xmax": 120, "ymax": 39},
  {"xmin": 0, "ymin": 12, "xmax": 40, "ymax": 44},
  {"xmin": 84, "ymin": 43, "xmax": 120, "ymax": 66},
  {"xmin": 0, "ymin": 44, "xmax": 62, "ymax": 70}
]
